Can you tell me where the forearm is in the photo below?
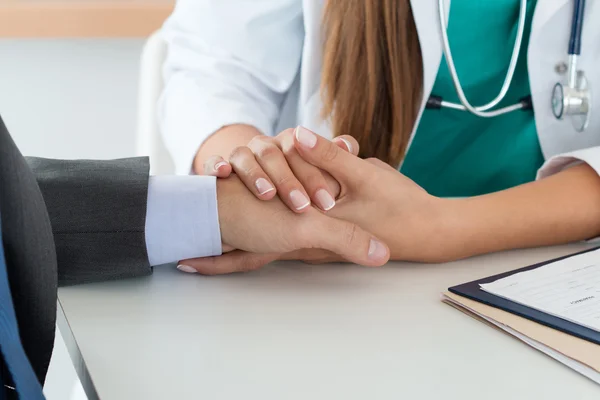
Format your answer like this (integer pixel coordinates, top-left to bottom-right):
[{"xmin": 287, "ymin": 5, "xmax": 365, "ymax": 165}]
[
  {"xmin": 193, "ymin": 124, "xmax": 262, "ymax": 174},
  {"xmin": 29, "ymin": 157, "xmax": 152, "ymax": 285},
  {"xmin": 443, "ymin": 163, "xmax": 600, "ymax": 259}
]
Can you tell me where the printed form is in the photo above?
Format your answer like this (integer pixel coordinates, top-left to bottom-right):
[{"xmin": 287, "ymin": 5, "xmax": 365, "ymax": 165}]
[{"xmin": 480, "ymin": 249, "xmax": 600, "ymax": 333}]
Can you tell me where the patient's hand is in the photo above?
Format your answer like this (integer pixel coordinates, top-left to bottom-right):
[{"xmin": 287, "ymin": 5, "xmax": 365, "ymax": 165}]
[
  {"xmin": 180, "ymin": 248, "xmax": 344, "ymax": 276},
  {"xmin": 176, "ymin": 175, "xmax": 389, "ymax": 275}
]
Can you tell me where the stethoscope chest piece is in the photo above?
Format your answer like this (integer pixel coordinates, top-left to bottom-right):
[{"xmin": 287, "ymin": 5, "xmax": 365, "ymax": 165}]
[
  {"xmin": 551, "ymin": 0, "xmax": 590, "ymax": 132},
  {"xmin": 552, "ymin": 71, "xmax": 592, "ymax": 132}
]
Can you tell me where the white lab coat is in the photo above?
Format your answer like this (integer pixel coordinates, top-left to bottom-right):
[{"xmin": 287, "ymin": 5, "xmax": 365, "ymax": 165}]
[{"xmin": 159, "ymin": 0, "xmax": 600, "ymax": 180}]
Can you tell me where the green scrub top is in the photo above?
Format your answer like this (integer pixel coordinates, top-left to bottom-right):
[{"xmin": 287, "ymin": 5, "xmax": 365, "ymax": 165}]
[{"xmin": 400, "ymin": 0, "xmax": 544, "ymax": 197}]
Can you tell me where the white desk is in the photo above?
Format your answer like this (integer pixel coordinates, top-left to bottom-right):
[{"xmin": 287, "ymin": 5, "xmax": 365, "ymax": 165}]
[{"xmin": 57, "ymin": 244, "xmax": 600, "ymax": 400}]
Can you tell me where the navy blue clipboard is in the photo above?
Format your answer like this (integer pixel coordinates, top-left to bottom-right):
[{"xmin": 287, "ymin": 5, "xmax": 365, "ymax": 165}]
[{"xmin": 448, "ymin": 246, "xmax": 600, "ymax": 346}]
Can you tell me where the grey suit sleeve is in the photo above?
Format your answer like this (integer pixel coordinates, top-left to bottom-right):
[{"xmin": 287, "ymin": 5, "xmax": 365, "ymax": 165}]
[{"xmin": 26, "ymin": 157, "xmax": 152, "ymax": 286}]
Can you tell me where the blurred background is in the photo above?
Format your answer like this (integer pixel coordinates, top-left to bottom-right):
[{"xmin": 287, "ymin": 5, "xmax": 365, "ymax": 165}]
[{"xmin": 0, "ymin": 1, "xmax": 174, "ymax": 398}]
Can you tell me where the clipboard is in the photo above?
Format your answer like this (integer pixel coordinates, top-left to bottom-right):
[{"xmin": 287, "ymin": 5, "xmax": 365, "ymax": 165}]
[
  {"xmin": 447, "ymin": 246, "xmax": 600, "ymax": 345},
  {"xmin": 442, "ymin": 291, "xmax": 600, "ymax": 383}
]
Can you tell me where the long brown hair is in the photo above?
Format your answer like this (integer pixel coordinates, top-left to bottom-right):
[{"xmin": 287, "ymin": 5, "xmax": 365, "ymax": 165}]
[{"xmin": 321, "ymin": 0, "xmax": 423, "ymax": 167}]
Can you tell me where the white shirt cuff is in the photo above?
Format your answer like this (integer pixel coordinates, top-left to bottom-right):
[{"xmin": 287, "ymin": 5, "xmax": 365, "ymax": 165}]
[{"xmin": 145, "ymin": 175, "xmax": 222, "ymax": 266}]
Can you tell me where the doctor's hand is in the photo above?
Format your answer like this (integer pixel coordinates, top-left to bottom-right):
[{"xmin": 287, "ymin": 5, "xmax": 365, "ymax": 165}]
[
  {"xmin": 203, "ymin": 128, "xmax": 356, "ymax": 212},
  {"xmin": 292, "ymin": 127, "xmax": 460, "ymax": 262},
  {"xmin": 176, "ymin": 175, "xmax": 390, "ymax": 275}
]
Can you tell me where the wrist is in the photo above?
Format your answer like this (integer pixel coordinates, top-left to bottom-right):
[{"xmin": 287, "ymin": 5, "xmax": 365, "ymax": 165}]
[
  {"xmin": 216, "ymin": 177, "xmax": 236, "ymax": 248},
  {"xmin": 422, "ymin": 196, "xmax": 483, "ymax": 262},
  {"xmin": 434, "ymin": 195, "xmax": 511, "ymax": 261},
  {"xmin": 194, "ymin": 124, "xmax": 262, "ymax": 174}
]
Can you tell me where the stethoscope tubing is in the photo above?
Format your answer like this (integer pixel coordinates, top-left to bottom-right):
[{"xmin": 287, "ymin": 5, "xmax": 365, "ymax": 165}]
[
  {"xmin": 428, "ymin": 0, "xmax": 589, "ymax": 128},
  {"xmin": 433, "ymin": 0, "xmax": 528, "ymax": 117},
  {"xmin": 570, "ymin": 0, "xmax": 586, "ymax": 56}
]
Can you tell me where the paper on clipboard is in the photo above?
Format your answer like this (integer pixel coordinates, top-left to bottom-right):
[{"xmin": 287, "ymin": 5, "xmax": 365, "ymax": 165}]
[{"xmin": 479, "ymin": 248, "xmax": 600, "ymax": 333}]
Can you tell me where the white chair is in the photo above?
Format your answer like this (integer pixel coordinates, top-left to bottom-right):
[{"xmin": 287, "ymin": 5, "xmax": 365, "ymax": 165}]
[{"xmin": 136, "ymin": 31, "xmax": 175, "ymax": 175}]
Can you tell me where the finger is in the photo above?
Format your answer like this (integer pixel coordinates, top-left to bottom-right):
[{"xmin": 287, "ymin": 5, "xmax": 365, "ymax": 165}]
[
  {"xmin": 322, "ymin": 171, "xmax": 341, "ymax": 199},
  {"xmin": 203, "ymin": 155, "xmax": 232, "ymax": 178},
  {"xmin": 332, "ymin": 135, "xmax": 359, "ymax": 156},
  {"xmin": 301, "ymin": 213, "xmax": 390, "ymax": 267},
  {"xmin": 247, "ymin": 136, "xmax": 312, "ymax": 212},
  {"xmin": 279, "ymin": 133, "xmax": 337, "ymax": 211},
  {"xmin": 177, "ymin": 251, "xmax": 279, "ymax": 275},
  {"xmin": 228, "ymin": 146, "xmax": 277, "ymax": 200},
  {"xmin": 293, "ymin": 126, "xmax": 367, "ymax": 186}
]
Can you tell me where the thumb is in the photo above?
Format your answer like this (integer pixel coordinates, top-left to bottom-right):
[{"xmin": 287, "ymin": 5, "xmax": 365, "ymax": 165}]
[
  {"xmin": 294, "ymin": 126, "xmax": 367, "ymax": 185},
  {"xmin": 303, "ymin": 214, "xmax": 390, "ymax": 267}
]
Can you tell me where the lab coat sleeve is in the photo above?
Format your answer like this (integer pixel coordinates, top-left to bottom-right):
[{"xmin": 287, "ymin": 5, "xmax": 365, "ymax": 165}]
[
  {"xmin": 536, "ymin": 146, "xmax": 600, "ymax": 179},
  {"xmin": 158, "ymin": 0, "xmax": 304, "ymax": 174},
  {"xmin": 537, "ymin": 146, "xmax": 600, "ymax": 242}
]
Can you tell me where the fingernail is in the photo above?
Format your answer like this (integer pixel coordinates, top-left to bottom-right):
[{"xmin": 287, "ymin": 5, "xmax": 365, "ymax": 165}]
[
  {"xmin": 255, "ymin": 178, "xmax": 275, "ymax": 195},
  {"xmin": 295, "ymin": 126, "xmax": 317, "ymax": 149},
  {"xmin": 338, "ymin": 138, "xmax": 353, "ymax": 154},
  {"xmin": 315, "ymin": 189, "xmax": 335, "ymax": 211},
  {"xmin": 214, "ymin": 161, "xmax": 228, "ymax": 172},
  {"xmin": 368, "ymin": 239, "xmax": 387, "ymax": 260},
  {"xmin": 340, "ymin": 138, "xmax": 352, "ymax": 153},
  {"xmin": 177, "ymin": 265, "xmax": 197, "ymax": 274},
  {"xmin": 290, "ymin": 190, "xmax": 311, "ymax": 210}
]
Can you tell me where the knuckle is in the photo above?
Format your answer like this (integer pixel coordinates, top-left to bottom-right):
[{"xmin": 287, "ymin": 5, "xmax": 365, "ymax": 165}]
[
  {"xmin": 300, "ymin": 171, "xmax": 324, "ymax": 190},
  {"xmin": 229, "ymin": 146, "xmax": 251, "ymax": 162},
  {"xmin": 255, "ymin": 143, "xmax": 281, "ymax": 160},
  {"xmin": 273, "ymin": 174, "xmax": 295, "ymax": 188},
  {"xmin": 242, "ymin": 165, "xmax": 264, "ymax": 180},
  {"xmin": 321, "ymin": 143, "xmax": 340, "ymax": 163},
  {"xmin": 248, "ymin": 135, "xmax": 271, "ymax": 149},
  {"xmin": 281, "ymin": 141, "xmax": 297, "ymax": 157},
  {"xmin": 279, "ymin": 128, "xmax": 296, "ymax": 142}
]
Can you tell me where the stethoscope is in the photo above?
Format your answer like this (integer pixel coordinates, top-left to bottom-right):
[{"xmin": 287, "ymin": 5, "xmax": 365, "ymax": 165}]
[{"xmin": 426, "ymin": 0, "xmax": 591, "ymax": 132}]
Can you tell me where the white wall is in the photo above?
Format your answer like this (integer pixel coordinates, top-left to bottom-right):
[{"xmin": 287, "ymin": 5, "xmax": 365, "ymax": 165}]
[
  {"xmin": 0, "ymin": 38, "xmax": 146, "ymax": 400},
  {"xmin": 0, "ymin": 38, "xmax": 144, "ymax": 159}
]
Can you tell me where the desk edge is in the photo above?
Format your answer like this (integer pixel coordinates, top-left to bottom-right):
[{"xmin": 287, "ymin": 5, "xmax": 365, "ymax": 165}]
[{"xmin": 57, "ymin": 299, "xmax": 100, "ymax": 400}]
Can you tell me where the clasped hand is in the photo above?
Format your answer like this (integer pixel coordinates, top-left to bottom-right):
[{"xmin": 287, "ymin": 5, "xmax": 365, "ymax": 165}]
[{"xmin": 179, "ymin": 127, "xmax": 450, "ymax": 274}]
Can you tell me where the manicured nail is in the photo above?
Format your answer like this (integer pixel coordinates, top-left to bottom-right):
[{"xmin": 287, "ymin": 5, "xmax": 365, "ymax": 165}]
[
  {"xmin": 177, "ymin": 265, "xmax": 197, "ymax": 274},
  {"xmin": 214, "ymin": 161, "xmax": 228, "ymax": 172},
  {"xmin": 255, "ymin": 178, "xmax": 275, "ymax": 195},
  {"xmin": 368, "ymin": 239, "xmax": 387, "ymax": 260},
  {"xmin": 295, "ymin": 126, "xmax": 317, "ymax": 149},
  {"xmin": 338, "ymin": 138, "xmax": 353, "ymax": 154},
  {"xmin": 315, "ymin": 189, "xmax": 335, "ymax": 211},
  {"xmin": 289, "ymin": 190, "xmax": 310, "ymax": 210}
]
